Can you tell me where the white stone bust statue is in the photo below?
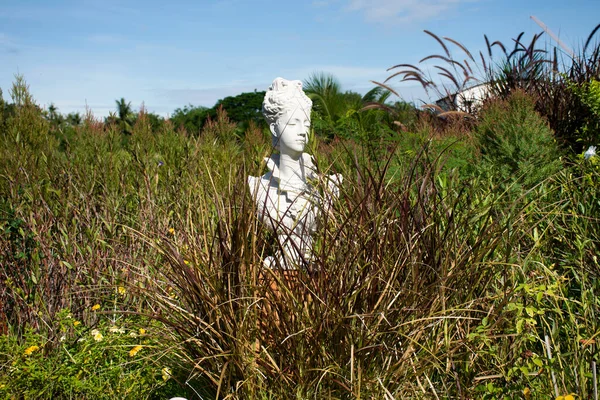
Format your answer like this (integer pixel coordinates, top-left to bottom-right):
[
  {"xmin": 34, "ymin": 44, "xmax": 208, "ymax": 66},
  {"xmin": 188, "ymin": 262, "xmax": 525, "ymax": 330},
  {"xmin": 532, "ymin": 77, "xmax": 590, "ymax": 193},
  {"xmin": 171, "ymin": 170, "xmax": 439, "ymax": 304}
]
[{"xmin": 248, "ymin": 77, "xmax": 341, "ymax": 269}]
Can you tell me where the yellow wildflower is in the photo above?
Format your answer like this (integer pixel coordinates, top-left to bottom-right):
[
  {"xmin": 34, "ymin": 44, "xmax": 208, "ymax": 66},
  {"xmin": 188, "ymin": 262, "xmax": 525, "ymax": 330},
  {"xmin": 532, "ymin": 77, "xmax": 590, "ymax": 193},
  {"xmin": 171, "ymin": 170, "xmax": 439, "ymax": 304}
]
[
  {"xmin": 117, "ymin": 286, "xmax": 126, "ymax": 295},
  {"xmin": 91, "ymin": 304, "xmax": 101, "ymax": 311},
  {"xmin": 73, "ymin": 320, "xmax": 81, "ymax": 327},
  {"xmin": 161, "ymin": 367, "xmax": 172, "ymax": 381},
  {"xmin": 523, "ymin": 387, "xmax": 531, "ymax": 399},
  {"xmin": 183, "ymin": 260, "xmax": 190, "ymax": 265},
  {"xmin": 139, "ymin": 328, "xmax": 146, "ymax": 335},
  {"xmin": 24, "ymin": 345, "xmax": 39, "ymax": 355},
  {"xmin": 556, "ymin": 395, "xmax": 576, "ymax": 400},
  {"xmin": 129, "ymin": 345, "xmax": 143, "ymax": 357},
  {"xmin": 168, "ymin": 227, "xmax": 175, "ymax": 235},
  {"xmin": 91, "ymin": 329, "xmax": 103, "ymax": 342}
]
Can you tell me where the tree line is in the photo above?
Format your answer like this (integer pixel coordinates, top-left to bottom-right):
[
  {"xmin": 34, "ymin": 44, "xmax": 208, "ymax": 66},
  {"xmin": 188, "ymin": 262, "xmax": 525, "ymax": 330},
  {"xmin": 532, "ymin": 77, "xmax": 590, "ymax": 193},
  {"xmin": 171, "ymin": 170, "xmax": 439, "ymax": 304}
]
[{"xmin": 0, "ymin": 73, "xmax": 418, "ymax": 142}]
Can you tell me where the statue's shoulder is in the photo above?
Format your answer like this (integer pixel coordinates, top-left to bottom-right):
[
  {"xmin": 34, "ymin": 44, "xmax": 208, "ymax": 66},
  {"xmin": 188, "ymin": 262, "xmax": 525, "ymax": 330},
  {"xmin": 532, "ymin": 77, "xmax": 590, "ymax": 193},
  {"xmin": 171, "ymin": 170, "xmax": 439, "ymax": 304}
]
[
  {"xmin": 247, "ymin": 174, "xmax": 260, "ymax": 189},
  {"xmin": 248, "ymin": 173, "xmax": 274, "ymax": 201}
]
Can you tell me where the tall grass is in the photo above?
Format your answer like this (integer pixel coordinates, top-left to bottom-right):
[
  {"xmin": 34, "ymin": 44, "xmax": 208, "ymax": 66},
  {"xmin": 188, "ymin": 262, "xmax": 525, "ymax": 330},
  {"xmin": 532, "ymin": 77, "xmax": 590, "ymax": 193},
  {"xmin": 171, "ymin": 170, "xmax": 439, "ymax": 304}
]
[
  {"xmin": 1, "ymin": 72, "xmax": 599, "ymax": 398},
  {"xmin": 382, "ymin": 24, "xmax": 600, "ymax": 153}
]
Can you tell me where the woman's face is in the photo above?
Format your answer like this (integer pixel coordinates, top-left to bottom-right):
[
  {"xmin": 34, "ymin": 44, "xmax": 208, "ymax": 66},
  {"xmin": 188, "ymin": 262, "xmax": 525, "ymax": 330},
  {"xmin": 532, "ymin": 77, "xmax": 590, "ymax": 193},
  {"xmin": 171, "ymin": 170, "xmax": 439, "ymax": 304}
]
[{"xmin": 272, "ymin": 105, "xmax": 311, "ymax": 156}]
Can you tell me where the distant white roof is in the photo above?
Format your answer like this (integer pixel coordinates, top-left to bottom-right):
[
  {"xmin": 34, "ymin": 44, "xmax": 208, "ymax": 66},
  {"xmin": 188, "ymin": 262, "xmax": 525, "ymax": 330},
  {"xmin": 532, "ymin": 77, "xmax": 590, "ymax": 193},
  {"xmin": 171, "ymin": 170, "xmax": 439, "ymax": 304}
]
[{"xmin": 435, "ymin": 82, "xmax": 490, "ymax": 112}]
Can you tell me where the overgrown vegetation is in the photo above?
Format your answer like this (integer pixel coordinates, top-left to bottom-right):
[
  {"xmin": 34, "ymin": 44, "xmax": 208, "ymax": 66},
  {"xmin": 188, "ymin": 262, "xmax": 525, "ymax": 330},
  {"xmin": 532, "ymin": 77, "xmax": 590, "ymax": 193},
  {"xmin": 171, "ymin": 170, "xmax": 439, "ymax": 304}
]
[
  {"xmin": 1, "ymin": 23, "xmax": 599, "ymax": 399},
  {"xmin": 383, "ymin": 23, "xmax": 600, "ymax": 153}
]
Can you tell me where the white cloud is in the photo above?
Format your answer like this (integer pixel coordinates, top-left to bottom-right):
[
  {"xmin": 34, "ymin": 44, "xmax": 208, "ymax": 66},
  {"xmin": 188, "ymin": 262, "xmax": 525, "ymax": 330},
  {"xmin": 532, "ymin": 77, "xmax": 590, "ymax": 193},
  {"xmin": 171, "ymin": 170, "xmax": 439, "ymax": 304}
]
[{"xmin": 342, "ymin": 0, "xmax": 473, "ymax": 25}]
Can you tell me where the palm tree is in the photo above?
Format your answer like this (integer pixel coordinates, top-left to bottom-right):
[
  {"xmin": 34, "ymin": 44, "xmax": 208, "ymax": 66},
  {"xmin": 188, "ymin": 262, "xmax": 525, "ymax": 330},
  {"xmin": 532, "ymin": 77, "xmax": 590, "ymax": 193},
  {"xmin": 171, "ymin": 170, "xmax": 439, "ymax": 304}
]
[
  {"xmin": 105, "ymin": 111, "xmax": 118, "ymax": 126},
  {"xmin": 65, "ymin": 112, "xmax": 82, "ymax": 126},
  {"xmin": 304, "ymin": 72, "xmax": 399, "ymax": 139},
  {"xmin": 48, "ymin": 103, "xmax": 58, "ymax": 120},
  {"xmin": 115, "ymin": 97, "xmax": 134, "ymax": 134},
  {"xmin": 303, "ymin": 72, "xmax": 347, "ymax": 123}
]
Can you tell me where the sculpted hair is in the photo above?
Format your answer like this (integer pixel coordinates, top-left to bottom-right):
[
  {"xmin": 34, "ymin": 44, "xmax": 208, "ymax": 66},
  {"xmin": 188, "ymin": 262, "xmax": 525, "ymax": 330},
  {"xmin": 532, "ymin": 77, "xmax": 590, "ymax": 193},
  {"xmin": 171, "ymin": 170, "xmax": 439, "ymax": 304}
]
[{"xmin": 262, "ymin": 77, "xmax": 312, "ymax": 126}]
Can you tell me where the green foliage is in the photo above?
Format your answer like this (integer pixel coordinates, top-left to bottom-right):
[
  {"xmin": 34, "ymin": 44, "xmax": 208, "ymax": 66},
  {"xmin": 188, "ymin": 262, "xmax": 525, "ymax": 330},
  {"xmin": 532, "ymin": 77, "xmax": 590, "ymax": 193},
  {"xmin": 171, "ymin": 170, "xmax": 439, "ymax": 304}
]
[
  {"xmin": 144, "ymin": 110, "xmax": 166, "ymax": 132},
  {"xmin": 570, "ymin": 78, "xmax": 600, "ymax": 144},
  {"xmin": 170, "ymin": 90, "xmax": 266, "ymax": 138},
  {"xmin": 213, "ymin": 90, "xmax": 266, "ymax": 126},
  {"xmin": 1, "ymin": 74, "xmax": 600, "ymax": 399},
  {"xmin": 304, "ymin": 72, "xmax": 408, "ymax": 141},
  {"xmin": 0, "ymin": 210, "xmax": 41, "ymax": 332},
  {"xmin": 581, "ymin": 79, "xmax": 600, "ymax": 116},
  {"xmin": 170, "ymin": 104, "xmax": 210, "ymax": 134},
  {"xmin": 0, "ymin": 309, "xmax": 178, "ymax": 399},
  {"xmin": 304, "ymin": 72, "xmax": 347, "ymax": 124},
  {"xmin": 4, "ymin": 75, "xmax": 51, "ymax": 152},
  {"xmin": 114, "ymin": 97, "xmax": 135, "ymax": 134},
  {"xmin": 475, "ymin": 90, "xmax": 562, "ymax": 187},
  {"xmin": 481, "ymin": 25, "xmax": 600, "ymax": 153}
]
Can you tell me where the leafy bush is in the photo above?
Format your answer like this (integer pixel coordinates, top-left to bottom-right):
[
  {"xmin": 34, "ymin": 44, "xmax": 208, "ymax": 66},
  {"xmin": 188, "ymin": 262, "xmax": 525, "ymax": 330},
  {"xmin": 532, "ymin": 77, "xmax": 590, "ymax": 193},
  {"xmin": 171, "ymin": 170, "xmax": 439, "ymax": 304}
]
[
  {"xmin": 569, "ymin": 78, "xmax": 600, "ymax": 145},
  {"xmin": 475, "ymin": 90, "xmax": 561, "ymax": 187}
]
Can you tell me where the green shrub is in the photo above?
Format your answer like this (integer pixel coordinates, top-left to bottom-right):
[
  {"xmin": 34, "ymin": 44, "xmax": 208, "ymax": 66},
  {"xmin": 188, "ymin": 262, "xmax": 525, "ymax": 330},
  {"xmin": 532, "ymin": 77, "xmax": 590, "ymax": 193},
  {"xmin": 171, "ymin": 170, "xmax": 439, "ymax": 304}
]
[
  {"xmin": 476, "ymin": 90, "xmax": 562, "ymax": 188},
  {"xmin": 570, "ymin": 78, "xmax": 600, "ymax": 145}
]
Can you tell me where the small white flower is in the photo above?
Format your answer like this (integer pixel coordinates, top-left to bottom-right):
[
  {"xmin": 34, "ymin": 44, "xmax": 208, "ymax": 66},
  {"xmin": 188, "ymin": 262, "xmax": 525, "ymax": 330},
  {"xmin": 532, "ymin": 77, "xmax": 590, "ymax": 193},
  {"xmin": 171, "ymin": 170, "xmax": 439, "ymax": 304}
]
[
  {"xmin": 584, "ymin": 145, "xmax": 597, "ymax": 160},
  {"xmin": 60, "ymin": 335, "xmax": 66, "ymax": 342},
  {"xmin": 109, "ymin": 325, "xmax": 125, "ymax": 334}
]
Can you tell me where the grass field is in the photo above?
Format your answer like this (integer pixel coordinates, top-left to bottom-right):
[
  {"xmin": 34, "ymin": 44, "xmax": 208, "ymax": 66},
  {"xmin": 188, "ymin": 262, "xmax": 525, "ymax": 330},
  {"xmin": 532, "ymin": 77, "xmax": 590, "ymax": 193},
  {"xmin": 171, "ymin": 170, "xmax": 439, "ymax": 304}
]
[{"xmin": 0, "ymin": 71, "xmax": 599, "ymax": 399}]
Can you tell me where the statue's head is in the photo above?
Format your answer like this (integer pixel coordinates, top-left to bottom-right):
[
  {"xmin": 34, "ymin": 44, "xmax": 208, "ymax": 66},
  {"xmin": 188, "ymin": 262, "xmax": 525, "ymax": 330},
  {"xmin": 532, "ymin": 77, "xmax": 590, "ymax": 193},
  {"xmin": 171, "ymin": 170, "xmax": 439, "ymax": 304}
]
[{"xmin": 263, "ymin": 78, "xmax": 313, "ymax": 154}]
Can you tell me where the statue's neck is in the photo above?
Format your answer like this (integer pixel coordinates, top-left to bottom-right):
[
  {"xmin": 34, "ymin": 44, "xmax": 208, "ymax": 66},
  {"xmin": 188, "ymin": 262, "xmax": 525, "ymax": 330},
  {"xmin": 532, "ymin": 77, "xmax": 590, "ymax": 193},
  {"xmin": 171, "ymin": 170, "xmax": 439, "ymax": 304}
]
[{"xmin": 277, "ymin": 153, "xmax": 305, "ymax": 191}]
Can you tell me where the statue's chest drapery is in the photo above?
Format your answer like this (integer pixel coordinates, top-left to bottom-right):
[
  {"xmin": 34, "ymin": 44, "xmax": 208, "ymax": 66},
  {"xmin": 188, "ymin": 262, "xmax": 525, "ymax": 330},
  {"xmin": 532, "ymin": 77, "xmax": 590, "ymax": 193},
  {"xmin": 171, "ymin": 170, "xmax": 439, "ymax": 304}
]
[{"xmin": 248, "ymin": 174, "xmax": 317, "ymax": 235}]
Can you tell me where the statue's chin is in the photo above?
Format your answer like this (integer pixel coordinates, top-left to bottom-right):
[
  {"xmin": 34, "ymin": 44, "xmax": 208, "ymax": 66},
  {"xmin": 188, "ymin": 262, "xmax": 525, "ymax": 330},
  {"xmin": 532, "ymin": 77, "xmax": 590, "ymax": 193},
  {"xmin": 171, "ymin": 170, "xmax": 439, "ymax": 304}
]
[{"xmin": 279, "ymin": 143, "xmax": 306, "ymax": 156}]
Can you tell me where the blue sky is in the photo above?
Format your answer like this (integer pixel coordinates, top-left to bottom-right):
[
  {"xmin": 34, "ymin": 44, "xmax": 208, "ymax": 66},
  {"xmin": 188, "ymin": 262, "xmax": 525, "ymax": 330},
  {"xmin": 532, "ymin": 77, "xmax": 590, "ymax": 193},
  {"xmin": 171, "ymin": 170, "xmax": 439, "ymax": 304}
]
[{"xmin": 1, "ymin": 0, "xmax": 598, "ymax": 118}]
